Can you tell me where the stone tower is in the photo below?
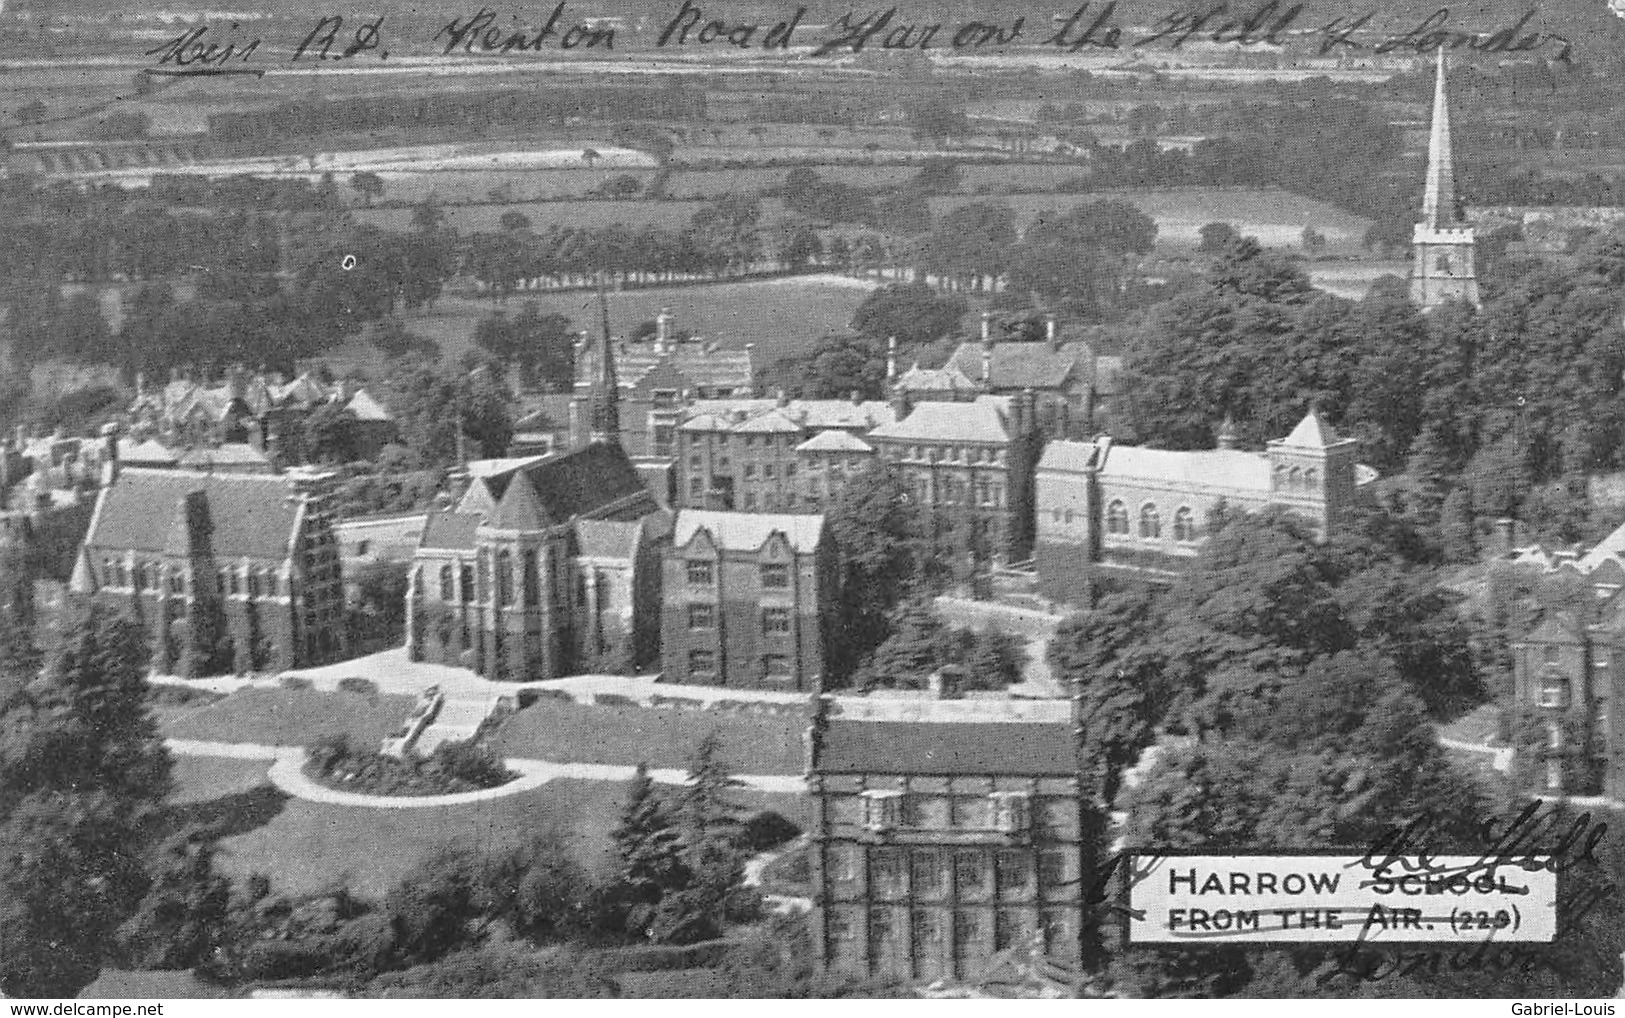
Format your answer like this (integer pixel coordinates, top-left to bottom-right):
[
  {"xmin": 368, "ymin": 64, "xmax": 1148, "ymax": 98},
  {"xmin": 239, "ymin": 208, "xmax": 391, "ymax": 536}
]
[
  {"xmin": 1266, "ymin": 411, "xmax": 1360, "ymax": 538},
  {"xmin": 1410, "ymin": 47, "xmax": 1481, "ymax": 311}
]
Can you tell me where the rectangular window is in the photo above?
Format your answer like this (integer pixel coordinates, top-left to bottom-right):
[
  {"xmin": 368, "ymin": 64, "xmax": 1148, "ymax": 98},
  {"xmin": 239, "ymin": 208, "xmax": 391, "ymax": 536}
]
[
  {"xmin": 762, "ymin": 607, "xmax": 791, "ymax": 633},
  {"xmin": 955, "ymin": 851, "xmax": 986, "ymax": 893},
  {"xmin": 744, "ymin": 492, "xmax": 757, "ymax": 510},
  {"xmin": 460, "ymin": 565, "xmax": 475, "ymax": 604},
  {"xmin": 785, "ymin": 463, "xmax": 796, "ymax": 477},
  {"xmin": 760, "ymin": 563, "xmax": 790, "ymax": 588},
  {"xmin": 764, "ymin": 653, "xmax": 791, "ymax": 678},
  {"xmin": 872, "ymin": 850, "xmax": 905, "ymax": 896},
  {"xmin": 996, "ymin": 851, "xmax": 1030, "ymax": 894},
  {"xmin": 911, "ymin": 851, "xmax": 943, "ymax": 896},
  {"xmin": 687, "ymin": 560, "xmax": 713, "ymax": 585},
  {"xmin": 764, "ymin": 464, "xmax": 775, "ymax": 480},
  {"xmin": 689, "ymin": 477, "xmax": 703, "ymax": 496},
  {"xmin": 688, "ymin": 649, "xmax": 716, "ymax": 676},
  {"xmin": 266, "ymin": 573, "xmax": 279, "ymax": 597},
  {"xmin": 689, "ymin": 454, "xmax": 702, "ymax": 469},
  {"xmin": 688, "ymin": 603, "xmax": 715, "ymax": 629},
  {"xmin": 1040, "ymin": 850, "xmax": 1068, "ymax": 887},
  {"xmin": 744, "ymin": 463, "xmax": 757, "ymax": 479}
]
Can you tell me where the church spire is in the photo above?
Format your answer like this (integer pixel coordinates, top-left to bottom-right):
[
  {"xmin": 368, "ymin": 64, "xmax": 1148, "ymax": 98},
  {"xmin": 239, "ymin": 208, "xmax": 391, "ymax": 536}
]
[
  {"xmin": 1410, "ymin": 46, "xmax": 1479, "ymax": 311},
  {"xmin": 588, "ymin": 277, "xmax": 621, "ymax": 446},
  {"xmin": 1421, "ymin": 45, "xmax": 1458, "ymax": 229}
]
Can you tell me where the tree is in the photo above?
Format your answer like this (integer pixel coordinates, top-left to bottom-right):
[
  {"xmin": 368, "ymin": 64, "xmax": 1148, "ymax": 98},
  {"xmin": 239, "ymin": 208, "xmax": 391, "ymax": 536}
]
[
  {"xmin": 610, "ymin": 763, "xmax": 689, "ymax": 939},
  {"xmin": 0, "ymin": 604, "xmax": 171, "ymax": 997},
  {"xmin": 823, "ymin": 465, "xmax": 923, "ymax": 682},
  {"xmin": 581, "ymin": 147, "xmax": 602, "ymax": 168},
  {"xmin": 783, "ymin": 226, "xmax": 823, "ymax": 270},
  {"xmin": 303, "ymin": 402, "xmax": 359, "ymax": 463},
  {"xmin": 499, "ymin": 211, "xmax": 533, "ymax": 233},
  {"xmin": 473, "ymin": 303, "xmax": 576, "ymax": 391},
  {"xmin": 912, "ymin": 157, "xmax": 962, "ymax": 195},
  {"xmin": 1300, "ymin": 225, "xmax": 1327, "ymax": 253},
  {"xmin": 350, "ymin": 172, "xmax": 385, "ymax": 208},
  {"xmin": 761, "ymin": 333, "xmax": 887, "ymax": 402},
  {"xmin": 850, "ymin": 281, "xmax": 966, "ymax": 348},
  {"xmin": 855, "ymin": 598, "xmax": 946, "ymax": 690},
  {"xmin": 114, "ymin": 828, "xmax": 233, "ymax": 971},
  {"xmin": 906, "ymin": 98, "xmax": 969, "ymax": 147}
]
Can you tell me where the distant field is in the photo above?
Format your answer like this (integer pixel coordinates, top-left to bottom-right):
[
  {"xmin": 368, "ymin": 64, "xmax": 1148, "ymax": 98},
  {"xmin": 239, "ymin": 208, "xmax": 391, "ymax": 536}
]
[
  {"xmin": 491, "ymin": 699, "xmax": 808, "ymax": 775},
  {"xmin": 1309, "ymin": 261, "xmax": 1410, "ymax": 299},
  {"xmin": 357, "ymin": 199, "xmax": 711, "ymax": 234},
  {"xmin": 160, "ymin": 687, "xmax": 417, "ymax": 749},
  {"xmin": 398, "ymin": 275, "xmax": 875, "ymax": 369}
]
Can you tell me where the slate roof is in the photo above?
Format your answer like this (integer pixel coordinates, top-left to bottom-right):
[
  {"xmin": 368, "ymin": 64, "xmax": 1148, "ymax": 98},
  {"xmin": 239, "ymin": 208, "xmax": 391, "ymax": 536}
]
[
  {"xmin": 1519, "ymin": 611, "xmax": 1584, "ymax": 645},
  {"xmin": 868, "ymin": 396, "xmax": 1014, "ymax": 445},
  {"xmin": 487, "ymin": 471, "xmax": 550, "ymax": 531},
  {"xmin": 732, "ymin": 410, "xmax": 802, "ymax": 434},
  {"xmin": 1098, "ymin": 445, "xmax": 1272, "ymax": 492},
  {"xmin": 1036, "ymin": 440, "xmax": 1099, "ymax": 474},
  {"xmin": 520, "ymin": 441, "xmax": 657, "ymax": 523},
  {"xmin": 894, "ymin": 361, "xmax": 982, "ymax": 394},
  {"xmin": 947, "ymin": 341, "xmax": 1089, "ymax": 391},
  {"xmin": 576, "ymin": 340, "xmax": 754, "ymax": 392},
  {"xmin": 575, "ymin": 518, "xmax": 646, "ymax": 561},
  {"xmin": 797, "ymin": 430, "xmax": 873, "ymax": 453},
  {"xmin": 419, "ymin": 512, "xmax": 483, "ymax": 551},
  {"xmin": 815, "ymin": 720, "xmax": 1076, "ymax": 776},
  {"xmin": 673, "ymin": 510, "xmax": 824, "ymax": 553},
  {"xmin": 683, "ymin": 399, "xmax": 896, "ymax": 432},
  {"xmin": 116, "ymin": 438, "xmax": 180, "ymax": 466},
  {"xmin": 176, "ymin": 443, "xmax": 270, "ymax": 470},
  {"xmin": 84, "ymin": 468, "xmax": 302, "ymax": 560},
  {"xmin": 1276, "ymin": 411, "xmax": 1349, "ymax": 449},
  {"xmin": 345, "ymin": 389, "xmax": 393, "ymax": 422},
  {"xmin": 1580, "ymin": 520, "xmax": 1625, "ymax": 573}
]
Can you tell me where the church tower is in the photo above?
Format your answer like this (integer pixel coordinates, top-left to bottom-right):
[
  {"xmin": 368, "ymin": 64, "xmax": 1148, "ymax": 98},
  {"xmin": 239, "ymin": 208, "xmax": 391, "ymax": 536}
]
[
  {"xmin": 588, "ymin": 283, "xmax": 621, "ymax": 447},
  {"xmin": 1410, "ymin": 47, "xmax": 1481, "ymax": 311}
]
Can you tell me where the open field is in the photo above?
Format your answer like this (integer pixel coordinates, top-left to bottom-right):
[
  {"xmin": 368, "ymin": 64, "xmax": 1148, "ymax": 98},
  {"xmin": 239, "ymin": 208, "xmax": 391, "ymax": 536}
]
[
  {"xmin": 357, "ymin": 198, "xmax": 714, "ymax": 234},
  {"xmin": 1309, "ymin": 261, "xmax": 1409, "ymax": 299},
  {"xmin": 491, "ymin": 699, "xmax": 808, "ymax": 775},
  {"xmin": 160, "ymin": 687, "xmax": 417, "ymax": 749},
  {"xmin": 399, "ymin": 275, "xmax": 876, "ymax": 369}
]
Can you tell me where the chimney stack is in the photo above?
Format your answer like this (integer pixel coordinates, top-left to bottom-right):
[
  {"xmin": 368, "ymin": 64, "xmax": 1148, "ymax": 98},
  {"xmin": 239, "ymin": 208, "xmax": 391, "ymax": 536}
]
[
  {"xmin": 1216, "ymin": 415, "xmax": 1238, "ymax": 451},
  {"xmin": 980, "ymin": 311, "xmax": 992, "ymax": 344},
  {"xmin": 99, "ymin": 422, "xmax": 121, "ymax": 488},
  {"xmin": 886, "ymin": 335, "xmax": 898, "ymax": 383},
  {"xmin": 656, "ymin": 308, "xmax": 672, "ymax": 351},
  {"xmin": 1045, "ymin": 314, "xmax": 1058, "ymax": 351},
  {"xmin": 1495, "ymin": 517, "xmax": 1518, "ymax": 557}
]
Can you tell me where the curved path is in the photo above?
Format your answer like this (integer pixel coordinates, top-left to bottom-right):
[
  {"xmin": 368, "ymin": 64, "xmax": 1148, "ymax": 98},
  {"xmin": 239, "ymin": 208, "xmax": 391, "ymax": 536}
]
[{"xmin": 167, "ymin": 739, "xmax": 804, "ymax": 809}]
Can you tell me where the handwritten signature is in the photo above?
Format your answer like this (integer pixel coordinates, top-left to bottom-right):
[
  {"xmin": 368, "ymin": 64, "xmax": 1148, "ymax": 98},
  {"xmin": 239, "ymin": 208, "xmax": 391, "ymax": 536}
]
[{"xmin": 141, "ymin": 1, "xmax": 1574, "ymax": 76}]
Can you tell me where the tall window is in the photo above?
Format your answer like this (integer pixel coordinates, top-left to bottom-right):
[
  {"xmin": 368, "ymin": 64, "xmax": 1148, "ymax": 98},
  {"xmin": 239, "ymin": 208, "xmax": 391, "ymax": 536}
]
[
  {"xmin": 497, "ymin": 550, "xmax": 514, "ymax": 606},
  {"xmin": 460, "ymin": 565, "xmax": 475, "ymax": 604},
  {"xmin": 763, "ymin": 653, "xmax": 791, "ymax": 678},
  {"xmin": 438, "ymin": 564, "xmax": 453, "ymax": 602},
  {"xmin": 1106, "ymin": 500, "xmax": 1128, "ymax": 535},
  {"xmin": 760, "ymin": 563, "xmax": 790, "ymax": 588},
  {"xmin": 688, "ymin": 603, "xmax": 715, "ymax": 630},
  {"xmin": 1139, "ymin": 504, "xmax": 1161, "ymax": 539},
  {"xmin": 762, "ymin": 607, "xmax": 791, "ymax": 633},
  {"xmin": 1538, "ymin": 671, "xmax": 1569, "ymax": 709},
  {"xmin": 1173, "ymin": 506, "xmax": 1196, "ymax": 543},
  {"xmin": 523, "ymin": 551, "xmax": 540, "ymax": 607},
  {"xmin": 688, "ymin": 649, "xmax": 716, "ymax": 677}
]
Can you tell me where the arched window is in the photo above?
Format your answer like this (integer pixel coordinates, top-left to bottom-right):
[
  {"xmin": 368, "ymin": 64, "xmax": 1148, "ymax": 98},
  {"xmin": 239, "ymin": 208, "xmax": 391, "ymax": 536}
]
[
  {"xmin": 1436, "ymin": 252, "xmax": 1453, "ymax": 275},
  {"xmin": 439, "ymin": 564, "xmax": 454, "ymax": 602},
  {"xmin": 1139, "ymin": 504, "xmax": 1161, "ymax": 539},
  {"xmin": 1173, "ymin": 506, "xmax": 1196, "ymax": 543},
  {"xmin": 523, "ymin": 550, "xmax": 540, "ymax": 607},
  {"xmin": 1303, "ymin": 468, "xmax": 1317, "ymax": 488},
  {"xmin": 1288, "ymin": 466, "xmax": 1301, "ymax": 489},
  {"xmin": 497, "ymin": 549, "xmax": 514, "ymax": 607},
  {"xmin": 1106, "ymin": 500, "xmax": 1129, "ymax": 535}
]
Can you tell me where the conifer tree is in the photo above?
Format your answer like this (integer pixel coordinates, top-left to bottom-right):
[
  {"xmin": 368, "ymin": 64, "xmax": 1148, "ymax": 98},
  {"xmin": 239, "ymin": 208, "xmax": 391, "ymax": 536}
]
[{"xmin": 611, "ymin": 763, "xmax": 688, "ymax": 910}]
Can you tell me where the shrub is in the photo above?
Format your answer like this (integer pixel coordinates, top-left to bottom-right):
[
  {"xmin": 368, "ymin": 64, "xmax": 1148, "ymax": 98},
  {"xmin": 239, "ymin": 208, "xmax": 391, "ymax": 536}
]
[
  {"xmin": 741, "ymin": 810, "xmax": 801, "ymax": 852},
  {"xmin": 281, "ymin": 675, "xmax": 314, "ymax": 691},
  {"xmin": 338, "ymin": 676, "xmax": 379, "ymax": 696},
  {"xmin": 426, "ymin": 740, "xmax": 511, "ymax": 789},
  {"xmin": 145, "ymin": 684, "xmax": 225, "ymax": 708},
  {"xmin": 517, "ymin": 687, "xmax": 574, "ymax": 708},
  {"xmin": 594, "ymin": 692, "xmax": 640, "ymax": 708}
]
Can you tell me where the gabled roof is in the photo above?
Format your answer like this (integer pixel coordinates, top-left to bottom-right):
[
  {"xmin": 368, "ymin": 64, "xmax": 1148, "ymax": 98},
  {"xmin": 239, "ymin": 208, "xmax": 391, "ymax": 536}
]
[
  {"xmin": 176, "ymin": 443, "xmax": 270, "ymax": 470},
  {"xmin": 797, "ymin": 430, "xmax": 873, "ymax": 453},
  {"xmin": 456, "ymin": 479, "xmax": 498, "ymax": 519},
  {"xmin": 732, "ymin": 409, "xmax": 802, "ymax": 434},
  {"xmin": 1521, "ymin": 611, "xmax": 1584, "ymax": 646},
  {"xmin": 345, "ymin": 389, "xmax": 393, "ymax": 422},
  {"xmin": 83, "ymin": 468, "xmax": 302, "ymax": 561},
  {"xmin": 673, "ymin": 510, "xmax": 823, "ymax": 554},
  {"xmin": 894, "ymin": 361, "xmax": 982, "ymax": 394},
  {"xmin": 486, "ymin": 471, "xmax": 551, "ymax": 531},
  {"xmin": 946, "ymin": 341, "xmax": 1089, "ymax": 391},
  {"xmin": 117, "ymin": 437, "xmax": 179, "ymax": 466},
  {"xmin": 519, "ymin": 441, "xmax": 657, "ymax": 524},
  {"xmin": 419, "ymin": 511, "xmax": 483, "ymax": 551},
  {"xmin": 1036, "ymin": 439, "xmax": 1100, "ymax": 474},
  {"xmin": 815, "ymin": 720, "xmax": 1076, "ymax": 776},
  {"xmin": 1580, "ymin": 520, "xmax": 1625, "ymax": 572},
  {"xmin": 1275, "ymin": 411, "xmax": 1352, "ymax": 450},
  {"xmin": 683, "ymin": 399, "xmax": 897, "ymax": 433},
  {"xmin": 576, "ymin": 341, "xmax": 755, "ymax": 392},
  {"xmin": 868, "ymin": 396, "xmax": 1014, "ymax": 445}
]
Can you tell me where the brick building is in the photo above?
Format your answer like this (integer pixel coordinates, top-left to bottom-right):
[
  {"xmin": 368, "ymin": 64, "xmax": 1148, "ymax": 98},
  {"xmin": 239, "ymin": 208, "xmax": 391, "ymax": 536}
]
[
  {"xmin": 661, "ymin": 510, "xmax": 834, "ymax": 690},
  {"xmin": 807, "ymin": 715, "xmax": 1093, "ymax": 981},
  {"xmin": 69, "ymin": 462, "xmax": 347, "ymax": 676},
  {"xmin": 866, "ymin": 393, "xmax": 1044, "ymax": 566},
  {"xmin": 1509, "ymin": 610, "xmax": 1623, "ymax": 796},
  {"xmin": 1033, "ymin": 411, "xmax": 1372, "ymax": 600},
  {"xmin": 675, "ymin": 394, "xmax": 894, "ymax": 512},
  {"xmin": 569, "ymin": 311, "xmax": 756, "ymax": 459}
]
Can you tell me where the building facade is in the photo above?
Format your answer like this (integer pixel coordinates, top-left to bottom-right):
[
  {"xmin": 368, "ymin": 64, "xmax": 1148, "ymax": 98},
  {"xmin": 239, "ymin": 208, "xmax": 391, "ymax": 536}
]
[
  {"xmin": 1034, "ymin": 412, "xmax": 1370, "ymax": 600},
  {"xmin": 1509, "ymin": 609, "xmax": 1624, "ymax": 798},
  {"xmin": 807, "ymin": 716, "xmax": 1092, "ymax": 981},
  {"xmin": 675, "ymin": 394, "xmax": 894, "ymax": 512},
  {"xmin": 70, "ymin": 463, "xmax": 347, "ymax": 676},
  {"xmin": 404, "ymin": 444, "xmax": 668, "ymax": 680},
  {"xmin": 867, "ymin": 393, "xmax": 1044, "ymax": 566},
  {"xmin": 568, "ymin": 312, "xmax": 756, "ymax": 459},
  {"xmin": 1410, "ymin": 47, "xmax": 1481, "ymax": 311},
  {"xmin": 660, "ymin": 510, "xmax": 833, "ymax": 691}
]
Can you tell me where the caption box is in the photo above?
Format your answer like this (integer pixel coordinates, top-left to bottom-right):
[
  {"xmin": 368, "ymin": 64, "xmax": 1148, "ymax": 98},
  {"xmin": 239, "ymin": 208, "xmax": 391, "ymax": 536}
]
[{"xmin": 1126, "ymin": 854, "xmax": 1557, "ymax": 944}]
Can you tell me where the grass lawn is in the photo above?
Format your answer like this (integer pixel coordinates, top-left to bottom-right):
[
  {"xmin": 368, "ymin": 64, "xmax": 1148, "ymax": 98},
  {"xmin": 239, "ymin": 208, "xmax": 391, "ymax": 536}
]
[
  {"xmin": 214, "ymin": 777, "xmax": 624, "ymax": 899},
  {"xmin": 167, "ymin": 755, "xmax": 274, "ymax": 805},
  {"xmin": 160, "ymin": 686, "xmax": 417, "ymax": 749},
  {"xmin": 400, "ymin": 275, "xmax": 873, "ymax": 370},
  {"xmin": 491, "ymin": 699, "xmax": 807, "ymax": 775},
  {"xmin": 617, "ymin": 968, "xmax": 732, "ymax": 997}
]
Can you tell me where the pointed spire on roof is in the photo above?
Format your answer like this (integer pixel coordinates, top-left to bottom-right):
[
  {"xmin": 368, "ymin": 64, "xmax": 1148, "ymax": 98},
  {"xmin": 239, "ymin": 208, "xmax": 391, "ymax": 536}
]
[
  {"xmin": 589, "ymin": 276, "xmax": 621, "ymax": 446},
  {"xmin": 488, "ymin": 470, "xmax": 549, "ymax": 531},
  {"xmin": 1422, "ymin": 46, "xmax": 1458, "ymax": 229},
  {"xmin": 1283, "ymin": 410, "xmax": 1338, "ymax": 448}
]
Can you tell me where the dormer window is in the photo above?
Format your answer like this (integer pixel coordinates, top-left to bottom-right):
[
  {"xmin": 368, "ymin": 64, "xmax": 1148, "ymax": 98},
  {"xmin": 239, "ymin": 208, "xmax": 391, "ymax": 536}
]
[
  {"xmin": 862, "ymin": 789, "xmax": 903, "ymax": 833},
  {"xmin": 989, "ymin": 791, "xmax": 1030, "ymax": 835}
]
